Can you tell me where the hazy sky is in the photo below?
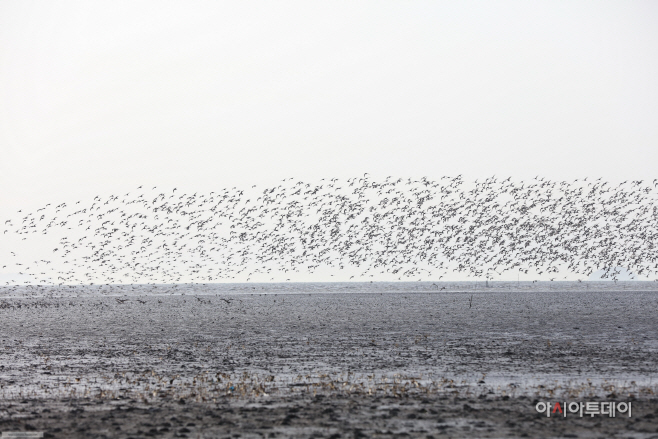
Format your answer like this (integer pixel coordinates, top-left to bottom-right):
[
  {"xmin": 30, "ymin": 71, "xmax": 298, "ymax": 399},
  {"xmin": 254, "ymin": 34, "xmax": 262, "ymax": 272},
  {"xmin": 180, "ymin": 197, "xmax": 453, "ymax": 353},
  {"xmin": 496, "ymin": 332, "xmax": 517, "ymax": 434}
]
[
  {"xmin": 2, "ymin": 1, "xmax": 657, "ymax": 214},
  {"xmin": 1, "ymin": 1, "xmax": 657, "ymax": 283},
  {"xmin": 0, "ymin": 0, "xmax": 658, "ymax": 284}
]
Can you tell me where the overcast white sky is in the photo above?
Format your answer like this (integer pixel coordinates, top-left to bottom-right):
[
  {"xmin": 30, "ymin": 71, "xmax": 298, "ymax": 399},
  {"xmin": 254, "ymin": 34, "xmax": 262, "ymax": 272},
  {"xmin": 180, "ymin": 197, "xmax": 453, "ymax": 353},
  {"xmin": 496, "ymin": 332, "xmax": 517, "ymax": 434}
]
[
  {"xmin": 2, "ymin": 1, "xmax": 657, "ymax": 215},
  {"xmin": 1, "ymin": 1, "xmax": 657, "ymax": 283}
]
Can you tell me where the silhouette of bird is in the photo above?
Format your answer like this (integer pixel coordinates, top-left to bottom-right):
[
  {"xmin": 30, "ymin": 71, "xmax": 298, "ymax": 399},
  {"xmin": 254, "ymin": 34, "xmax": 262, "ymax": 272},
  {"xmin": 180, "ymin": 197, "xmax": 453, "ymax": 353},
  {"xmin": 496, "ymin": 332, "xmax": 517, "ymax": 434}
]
[{"xmin": 0, "ymin": 176, "xmax": 656, "ymax": 286}]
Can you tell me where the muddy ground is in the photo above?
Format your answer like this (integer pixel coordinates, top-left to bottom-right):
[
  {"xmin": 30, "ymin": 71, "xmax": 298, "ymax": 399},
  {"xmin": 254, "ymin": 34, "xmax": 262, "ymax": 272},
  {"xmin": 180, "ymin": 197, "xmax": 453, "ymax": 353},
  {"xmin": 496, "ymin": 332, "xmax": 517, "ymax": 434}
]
[
  {"xmin": 2, "ymin": 394, "xmax": 658, "ymax": 439},
  {"xmin": 1, "ymin": 289, "xmax": 657, "ymax": 438}
]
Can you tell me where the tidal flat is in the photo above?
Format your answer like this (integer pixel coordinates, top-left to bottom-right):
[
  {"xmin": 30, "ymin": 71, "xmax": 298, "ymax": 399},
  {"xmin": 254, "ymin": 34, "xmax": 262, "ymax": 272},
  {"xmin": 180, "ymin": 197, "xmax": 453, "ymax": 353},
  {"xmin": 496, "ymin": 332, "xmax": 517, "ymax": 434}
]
[{"xmin": 1, "ymin": 288, "xmax": 657, "ymax": 438}]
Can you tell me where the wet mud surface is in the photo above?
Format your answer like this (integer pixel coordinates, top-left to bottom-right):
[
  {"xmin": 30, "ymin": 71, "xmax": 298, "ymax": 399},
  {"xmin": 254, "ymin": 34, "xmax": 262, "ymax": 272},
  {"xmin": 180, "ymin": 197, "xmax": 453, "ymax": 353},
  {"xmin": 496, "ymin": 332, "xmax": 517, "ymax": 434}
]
[
  {"xmin": 1, "ymin": 290, "xmax": 658, "ymax": 437},
  {"xmin": 2, "ymin": 395, "xmax": 658, "ymax": 439}
]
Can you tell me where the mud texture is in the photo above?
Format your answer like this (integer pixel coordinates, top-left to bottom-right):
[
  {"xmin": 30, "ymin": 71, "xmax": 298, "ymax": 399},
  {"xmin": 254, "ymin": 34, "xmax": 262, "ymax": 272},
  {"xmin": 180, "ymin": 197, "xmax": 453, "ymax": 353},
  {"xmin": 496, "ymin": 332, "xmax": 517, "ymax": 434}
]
[
  {"xmin": 1, "ymin": 290, "xmax": 657, "ymax": 438},
  {"xmin": 2, "ymin": 395, "xmax": 658, "ymax": 439}
]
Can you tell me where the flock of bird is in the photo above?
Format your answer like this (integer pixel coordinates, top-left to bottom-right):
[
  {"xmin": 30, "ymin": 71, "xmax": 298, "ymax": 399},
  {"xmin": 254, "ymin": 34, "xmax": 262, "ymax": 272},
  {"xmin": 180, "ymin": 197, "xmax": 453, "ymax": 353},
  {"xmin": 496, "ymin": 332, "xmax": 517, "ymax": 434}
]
[{"xmin": 1, "ymin": 175, "xmax": 657, "ymax": 286}]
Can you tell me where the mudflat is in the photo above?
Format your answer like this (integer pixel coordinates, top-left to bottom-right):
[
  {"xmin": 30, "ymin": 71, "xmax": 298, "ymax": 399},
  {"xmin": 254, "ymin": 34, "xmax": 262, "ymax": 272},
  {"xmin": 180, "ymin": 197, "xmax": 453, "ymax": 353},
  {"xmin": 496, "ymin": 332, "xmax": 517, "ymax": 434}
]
[{"xmin": 1, "ymin": 290, "xmax": 657, "ymax": 438}]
